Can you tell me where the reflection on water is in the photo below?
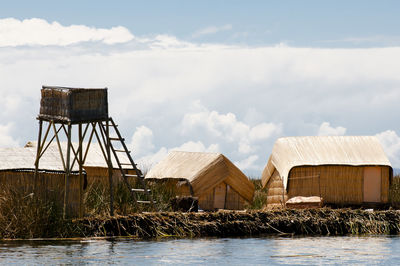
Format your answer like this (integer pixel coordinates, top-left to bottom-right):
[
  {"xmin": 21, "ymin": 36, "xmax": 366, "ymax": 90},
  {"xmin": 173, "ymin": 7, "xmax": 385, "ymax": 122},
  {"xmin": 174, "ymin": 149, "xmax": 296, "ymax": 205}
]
[{"xmin": 0, "ymin": 236, "xmax": 400, "ymax": 265}]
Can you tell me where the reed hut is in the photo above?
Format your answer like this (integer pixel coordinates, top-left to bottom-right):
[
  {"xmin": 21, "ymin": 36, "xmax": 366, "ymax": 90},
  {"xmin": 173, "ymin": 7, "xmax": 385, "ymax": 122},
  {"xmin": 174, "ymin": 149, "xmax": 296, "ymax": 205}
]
[
  {"xmin": 262, "ymin": 136, "xmax": 393, "ymax": 208},
  {"xmin": 0, "ymin": 145, "xmax": 81, "ymax": 214},
  {"xmin": 145, "ymin": 151, "xmax": 255, "ymax": 210},
  {"xmin": 0, "ymin": 141, "xmax": 133, "ymax": 216}
]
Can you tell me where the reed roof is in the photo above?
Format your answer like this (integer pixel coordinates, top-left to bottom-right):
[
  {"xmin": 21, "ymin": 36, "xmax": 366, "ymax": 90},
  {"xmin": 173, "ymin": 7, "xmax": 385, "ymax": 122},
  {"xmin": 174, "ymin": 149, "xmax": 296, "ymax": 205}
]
[
  {"xmin": 262, "ymin": 136, "xmax": 392, "ymax": 189},
  {"xmin": 145, "ymin": 151, "xmax": 254, "ymax": 202}
]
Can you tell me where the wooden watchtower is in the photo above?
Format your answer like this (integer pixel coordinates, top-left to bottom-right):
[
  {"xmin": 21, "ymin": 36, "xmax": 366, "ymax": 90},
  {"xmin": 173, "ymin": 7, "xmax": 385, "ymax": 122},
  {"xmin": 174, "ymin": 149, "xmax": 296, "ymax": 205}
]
[{"xmin": 34, "ymin": 86, "xmax": 153, "ymax": 218}]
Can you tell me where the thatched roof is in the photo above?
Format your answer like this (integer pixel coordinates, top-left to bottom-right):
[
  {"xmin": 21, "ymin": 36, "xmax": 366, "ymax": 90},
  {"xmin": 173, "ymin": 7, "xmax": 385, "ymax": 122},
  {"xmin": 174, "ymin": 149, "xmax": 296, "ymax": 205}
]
[
  {"xmin": 262, "ymin": 136, "xmax": 392, "ymax": 189},
  {"xmin": 0, "ymin": 141, "xmax": 130, "ymax": 172},
  {"xmin": 145, "ymin": 151, "xmax": 254, "ymax": 202}
]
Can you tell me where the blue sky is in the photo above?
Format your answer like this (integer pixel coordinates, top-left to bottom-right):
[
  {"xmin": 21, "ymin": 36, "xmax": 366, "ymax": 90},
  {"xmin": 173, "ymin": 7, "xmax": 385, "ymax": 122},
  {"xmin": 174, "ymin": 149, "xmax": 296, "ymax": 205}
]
[
  {"xmin": 0, "ymin": 1, "xmax": 400, "ymax": 174},
  {"xmin": 2, "ymin": 1, "xmax": 400, "ymax": 47}
]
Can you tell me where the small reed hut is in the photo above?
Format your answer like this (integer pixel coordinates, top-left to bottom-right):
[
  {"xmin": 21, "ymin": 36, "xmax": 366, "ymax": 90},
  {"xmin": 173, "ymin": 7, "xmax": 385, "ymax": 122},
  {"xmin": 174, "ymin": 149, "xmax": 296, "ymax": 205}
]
[
  {"xmin": 0, "ymin": 141, "xmax": 132, "ymax": 217},
  {"xmin": 0, "ymin": 145, "xmax": 81, "ymax": 213},
  {"xmin": 145, "ymin": 151, "xmax": 255, "ymax": 210},
  {"xmin": 262, "ymin": 136, "xmax": 393, "ymax": 208}
]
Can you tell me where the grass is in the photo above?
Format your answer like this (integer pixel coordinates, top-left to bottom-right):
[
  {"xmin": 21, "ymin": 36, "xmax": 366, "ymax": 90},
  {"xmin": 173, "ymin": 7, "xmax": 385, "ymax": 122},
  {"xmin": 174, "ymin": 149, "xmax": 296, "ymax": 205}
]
[
  {"xmin": 1, "ymin": 174, "xmax": 400, "ymax": 239},
  {"xmin": 245, "ymin": 178, "xmax": 268, "ymax": 210},
  {"xmin": 389, "ymin": 175, "xmax": 400, "ymax": 207},
  {"xmin": 84, "ymin": 179, "xmax": 177, "ymax": 216},
  {"xmin": 0, "ymin": 186, "xmax": 75, "ymax": 239}
]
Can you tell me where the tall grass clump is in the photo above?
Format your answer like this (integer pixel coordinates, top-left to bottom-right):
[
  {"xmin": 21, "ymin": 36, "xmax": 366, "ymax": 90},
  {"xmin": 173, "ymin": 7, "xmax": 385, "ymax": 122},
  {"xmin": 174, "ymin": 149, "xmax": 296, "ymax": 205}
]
[
  {"xmin": 84, "ymin": 179, "xmax": 178, "ymax": 215},
  {"xmin": 245, "ymin": 178, "xmax": 268, "ymax": 210},
  {"xmin": 390, "ymin": 175, "xmax": 400, "ymax": 208},
  {"xmin": 0, "ymin": 186, "xmax": 73, "ymax": 239}
]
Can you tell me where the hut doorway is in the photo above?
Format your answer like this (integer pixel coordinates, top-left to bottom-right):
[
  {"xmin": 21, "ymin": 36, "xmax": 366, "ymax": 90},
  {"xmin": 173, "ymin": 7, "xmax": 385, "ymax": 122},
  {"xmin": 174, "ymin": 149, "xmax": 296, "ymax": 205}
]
[{"xmin": 363, "ymin": 167, "xmax": 381, "ymax": 202}]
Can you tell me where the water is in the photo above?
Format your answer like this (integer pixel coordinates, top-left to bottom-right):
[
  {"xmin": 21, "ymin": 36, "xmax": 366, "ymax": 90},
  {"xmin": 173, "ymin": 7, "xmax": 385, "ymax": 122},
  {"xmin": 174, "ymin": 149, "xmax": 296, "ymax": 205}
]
[{"xmin": 1, "ymin": 236, "xmax": 400, "ymax": 265}]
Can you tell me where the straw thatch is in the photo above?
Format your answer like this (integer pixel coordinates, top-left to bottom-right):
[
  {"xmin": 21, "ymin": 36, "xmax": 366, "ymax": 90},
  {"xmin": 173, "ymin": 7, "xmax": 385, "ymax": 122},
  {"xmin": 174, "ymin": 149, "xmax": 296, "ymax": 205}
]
[
  {"xmin": 145, "ymin": 151, "xmax": 255, "ymax": 210},
  {"xmin": 262, "ymin": 136, "xmax": 393, "ymax": 208}
]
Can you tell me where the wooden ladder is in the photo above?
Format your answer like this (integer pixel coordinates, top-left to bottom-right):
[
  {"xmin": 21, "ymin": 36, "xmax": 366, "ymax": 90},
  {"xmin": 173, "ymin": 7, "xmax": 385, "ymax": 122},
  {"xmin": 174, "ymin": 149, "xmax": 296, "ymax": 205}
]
[{"xmin": 99, "ymin": 117, "xmax": 155, "ymax": 210}]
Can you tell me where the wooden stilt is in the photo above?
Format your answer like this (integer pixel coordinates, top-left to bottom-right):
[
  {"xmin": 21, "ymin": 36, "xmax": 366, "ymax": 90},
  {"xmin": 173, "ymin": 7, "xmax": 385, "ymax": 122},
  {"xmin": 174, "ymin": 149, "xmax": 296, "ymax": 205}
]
[
  {"xmin": 78, "ymin": 123, "xmax": 84, "ymax": 218},
  {"xmin": 63, "ymin": 124, "xmax": 72, "ymax": 219},
  {"xmin": 33, "ymin": 120, "xmax": 43, "ymax": 194},
  {"xmin": 105, "ymin": 120, "xmax": 114, "ymax": 216}
]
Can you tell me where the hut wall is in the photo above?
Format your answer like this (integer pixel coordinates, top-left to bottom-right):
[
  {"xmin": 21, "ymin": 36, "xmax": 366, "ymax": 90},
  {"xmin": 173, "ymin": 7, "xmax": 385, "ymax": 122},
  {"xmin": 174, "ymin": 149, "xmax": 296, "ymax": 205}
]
[
  {"xmin": 84, "ymin": 167, "xmax": 143, "ymax": 192},
  {"xmin": 0, "ymin": 171, "xmax": 81, "ymax": 216},
  {"xmin": 265, "ymin": 169, "xmax": 287, "ymax": 208},
  {"xmin": 225, "ymin": 184, "xmax": 245, "ymax": 209},
  {"xmin": 146, "ymin": 179, "xmax": 192, "ymax": 198},
  {"xmin": 191, "ymin": 157, "xmax": 228, "ymax": 197},
  {"xmin": 198, "ymin": 187, "xmax": 214, "ymax": 210},
  {"xmin": 84, "ymin": 167, "xmax": 127, "ymax": 186},
  {"xmin": 287, "ymin": 165, "xmax": 391, "ymax": 204},
  {"xmin": 198, "ymin": 181, "xmax": 246, "ymax": 210},
  {"xmin": 39, "ymin": 87, "xmax": 108, "ymax": 123}
]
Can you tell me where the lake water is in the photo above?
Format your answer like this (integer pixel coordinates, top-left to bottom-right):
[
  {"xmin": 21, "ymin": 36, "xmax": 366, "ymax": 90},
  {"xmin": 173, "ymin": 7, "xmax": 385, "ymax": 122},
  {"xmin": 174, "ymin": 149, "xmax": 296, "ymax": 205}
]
[{"xmin": 1, "ymin": 236, "xmax": 400, "ymax": 265}]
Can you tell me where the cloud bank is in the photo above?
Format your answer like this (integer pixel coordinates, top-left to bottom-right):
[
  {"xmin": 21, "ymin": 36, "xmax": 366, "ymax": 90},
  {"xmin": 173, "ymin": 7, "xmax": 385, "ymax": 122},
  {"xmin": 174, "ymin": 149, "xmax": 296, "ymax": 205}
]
[
  {"xmin": 0, "ymin": 18, "xmax": 134, "ymax": 46},
  {"xmin": 0, "ymin": 18, "xmax": 399, "ymax": 174}
]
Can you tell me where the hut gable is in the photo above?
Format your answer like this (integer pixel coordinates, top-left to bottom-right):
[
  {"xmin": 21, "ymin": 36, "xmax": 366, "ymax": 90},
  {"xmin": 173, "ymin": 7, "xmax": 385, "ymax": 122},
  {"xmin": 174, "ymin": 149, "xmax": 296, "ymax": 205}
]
[
  {"xmin": 262, "ymin": 136, "xmax": 392, "ymax": 189},
  {"xmin": 145, "ymin": 151, "xmax": 254, "ymax": 202}
]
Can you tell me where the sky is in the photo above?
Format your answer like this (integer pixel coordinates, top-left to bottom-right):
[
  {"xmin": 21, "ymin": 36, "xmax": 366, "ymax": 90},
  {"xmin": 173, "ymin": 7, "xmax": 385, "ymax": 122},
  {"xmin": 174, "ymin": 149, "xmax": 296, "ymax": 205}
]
[{"xmin": 0, "ymin": 1, "xmax": 400, "ymax": 175}]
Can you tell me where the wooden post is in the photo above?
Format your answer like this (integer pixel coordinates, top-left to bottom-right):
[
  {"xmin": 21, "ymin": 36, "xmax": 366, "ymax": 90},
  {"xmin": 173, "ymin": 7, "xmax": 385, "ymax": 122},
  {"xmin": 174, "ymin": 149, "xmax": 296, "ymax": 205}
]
[
  {"xmin": 78, "ymin": 123, "xmax": 84, "ymax": 218},
  {"xmin": 33, "ymin": 119, "xmax": 43, "ymax": 194},
  {"xmin": 63, "ymin": 123, "xmax": 72, "ymax": 218},
  {"xmin": 105, "ymin": 119, "xmax": 114, "ymax": 216}
]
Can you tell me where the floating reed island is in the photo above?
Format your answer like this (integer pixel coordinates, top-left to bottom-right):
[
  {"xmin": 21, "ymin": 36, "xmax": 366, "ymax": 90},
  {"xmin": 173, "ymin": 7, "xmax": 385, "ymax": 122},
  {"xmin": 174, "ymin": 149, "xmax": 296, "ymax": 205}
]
[{"xmin": 67, "ymin": 208, "xmax": 400, "ymax": 239}]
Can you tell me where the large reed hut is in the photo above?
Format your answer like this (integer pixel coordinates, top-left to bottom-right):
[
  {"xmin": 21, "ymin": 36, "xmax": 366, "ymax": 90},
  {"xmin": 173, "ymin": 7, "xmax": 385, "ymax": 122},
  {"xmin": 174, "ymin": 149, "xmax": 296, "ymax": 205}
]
[
  {"xmin": 145, "ymin": 151, "xmax": 255, "ymax": 210},
  {"xmin": 262, "ymin": 136, "xmax": 392, "ymax": 208}
]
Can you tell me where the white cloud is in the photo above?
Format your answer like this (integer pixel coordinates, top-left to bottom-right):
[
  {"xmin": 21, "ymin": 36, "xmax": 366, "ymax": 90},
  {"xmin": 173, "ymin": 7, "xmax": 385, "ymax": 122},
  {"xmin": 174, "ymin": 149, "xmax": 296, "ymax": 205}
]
[
  {"xmin": 192, "ymin": 24, "xmax": 232, "ymax": 38},
  {"xmin": 235, "ymin": 155, "xmax": 259, "ymax": 171},
  {"xmin": 376, "ymin": 130, "xmax": 400, "ymax": 167},
  {"xmin": 171, "ymin": 141, "xmax": 219, "ymax": 153},
  {"xmin": 129, "ymin": 126, "xmax": 154, "ymax": 157},
  {"xmin": 182, "ymin": 106, "xmax": 282, "ymax": 155},
  {"xmin": 318, "ymin": 122, "xmax": 347, "ymax": 136},
  {"xmin": 249, "ymin": 123, "xmax": 281, "ymax": 141},
  {"xmin": 0, "ymin": 123, "xmax": 19, "ymax": 147},
  {"xmin": 0, "ymin": 18, "xmax": 134, "ymax": 46}
]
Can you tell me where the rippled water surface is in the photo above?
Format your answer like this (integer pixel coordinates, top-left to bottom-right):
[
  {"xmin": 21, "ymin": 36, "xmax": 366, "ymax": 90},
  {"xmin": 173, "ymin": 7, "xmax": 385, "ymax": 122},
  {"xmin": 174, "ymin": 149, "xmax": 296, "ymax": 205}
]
[{"xmin": 1, "ymin": 236, "xmax": 400, "ymax": 265}]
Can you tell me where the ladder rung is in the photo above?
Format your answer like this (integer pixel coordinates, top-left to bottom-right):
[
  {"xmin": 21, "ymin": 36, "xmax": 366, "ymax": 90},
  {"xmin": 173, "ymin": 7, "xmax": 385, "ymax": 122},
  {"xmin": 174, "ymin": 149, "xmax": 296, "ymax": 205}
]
[
  {"xmin": 131, "ymin": 188, "xmax": 151, "ymax": 192},
  {"xmin": 120, "ymin": 163, "xmax": 133, "ymax": 166},
  {"xmin": 124, "ymin": 174, "xmax": 139, "ymax": 177},
  {"xmin": 115, "ymin": 149, "xmax": 130, "ymax": 153},
  {"xmin": 110, "ymin": 137, "xmax": 124, "ymax": 141}
]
